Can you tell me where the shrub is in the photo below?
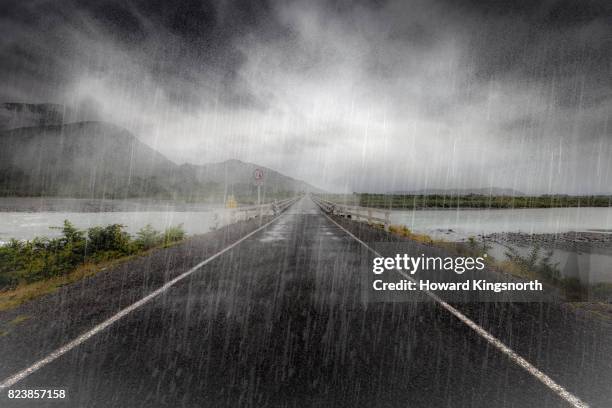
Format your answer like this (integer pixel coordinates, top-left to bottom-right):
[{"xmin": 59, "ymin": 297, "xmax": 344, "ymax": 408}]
[
  {"xmin": 0, "ymin": 221, "xmax": 187, "ymax": 291},
  {"xmin": 87, "ymin": 224, "xmax": 131, "ymax": 255},
  {"xmin": 59, "ymin": 220, "xmax": 85, "ymax": 244},
  {"xmin": 134, "ymin": 224, "xmax": 162, "ymax": 250},
  {"xmin": 467, "ymin": 236, "xmax": 477, "ymax": 249},
  {"xmin": 389, "ymin": 225, "xmax": 411, "ymax": 236},
  {"xmin": 162, "ymin": 224, "xmax": 185, "ymax": 245},
  {"xmin": 562, "ymin": 277, "xmax": 585, "ymax": 301},
  {"xmin": 505, "ymin": 245, "xmax": 561, "ymax": 282}
]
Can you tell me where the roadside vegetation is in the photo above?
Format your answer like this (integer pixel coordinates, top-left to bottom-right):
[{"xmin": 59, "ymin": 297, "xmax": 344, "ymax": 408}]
[
  {"xmin": 384, "ymin": 223, "xmax": 612, "ymax": 304},
  {"xmin": 388, "ymin": 224, "xmax": 438, "ymax": 245},
  {"xmin": 359, "ymin": 193, "xmax": 612, "ymax": 209},
  {"xmin": 0, "ymin": 221, "xmax": 185, "ymax": 310}
]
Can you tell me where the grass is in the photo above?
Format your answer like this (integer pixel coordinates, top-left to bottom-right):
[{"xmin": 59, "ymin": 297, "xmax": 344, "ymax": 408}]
[
  {"xmin": 0, "ymin": 221, "xmax": 186, "ymax": 311},
  {"xmin": 9, "ymin": 314, "xmax": 30, "ymax": 325},
  {"xmin": 567, "ymin": 301, "xmax": 612, "ymax": 321},
  {"xmin": 388, "ymin": 224, "xmax": 443, "ymax": 245},
  {"xmin": 0, "ymin": 257, "xmax": 124, "ymax": 312},
  {"xmin": 357, "ymin": 193, "xmax": 612, "ymax": 209}
]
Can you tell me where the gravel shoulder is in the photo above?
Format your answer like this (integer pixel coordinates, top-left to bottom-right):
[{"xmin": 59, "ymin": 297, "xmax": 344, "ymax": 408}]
[{"xmin": 485, "ymin": 231, "xmax": 612, "ymax": 254}]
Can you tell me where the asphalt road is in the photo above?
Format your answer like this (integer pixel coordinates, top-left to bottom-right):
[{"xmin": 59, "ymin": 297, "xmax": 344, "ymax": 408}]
[{"xmin": 1, "ymin": 198, "xmax": 611, "ymax": 407}]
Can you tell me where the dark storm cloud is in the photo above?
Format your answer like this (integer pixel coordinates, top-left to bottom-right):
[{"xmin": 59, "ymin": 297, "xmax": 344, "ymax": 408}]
[
  {"xmin": 0, "ymin": 0, "xmax": 280, "ymax": 108},
  {"xmin": 444, "ymin": 0, "xmax": 612, "ymax": 114},
  {"xmin": 0, "ymin": 0, "xmax": 610, "ymax": 193}
]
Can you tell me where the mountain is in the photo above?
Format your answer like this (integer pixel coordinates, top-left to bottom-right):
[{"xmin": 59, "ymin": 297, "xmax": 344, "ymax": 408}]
[
  {"xmin": 0, "ymin": 121, "xmax": 319, "ymax": 200},
  {"xmin": 181, "ymin": 159, "xmax": 322, "ymax": 197},
  {"xmin": 390, "ymin": 187, "xmax": 525, "ymax": 196},
  {"xmin": 0, "ymin": 121, "xmax": 185, "ymax": 198},
  {"xmin": 0, "ymin": 103, "xmax": 68, "ymax": 130}
]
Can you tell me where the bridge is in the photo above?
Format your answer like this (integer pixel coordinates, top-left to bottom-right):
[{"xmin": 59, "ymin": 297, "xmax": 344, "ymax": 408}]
[{"xmin": 0, "ymin": 197, "xmax": 610, "ymax": 407}]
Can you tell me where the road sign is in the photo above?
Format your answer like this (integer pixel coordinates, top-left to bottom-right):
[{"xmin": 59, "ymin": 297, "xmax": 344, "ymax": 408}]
[
  {"xmin": 225, "ymin": 195, "xmax": 237, "ymax": 209},
  {"xmin": 253, "ymin": 168, "xmax": 264, "ymax": 185},
  {"xmin": 253, "ymin": 168, "xmax": 264, "ymax": 208}
]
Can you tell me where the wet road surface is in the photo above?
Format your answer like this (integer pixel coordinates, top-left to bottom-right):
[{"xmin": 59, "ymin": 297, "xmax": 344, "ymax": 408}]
[{"xmin": 1, "ymin": 198, "xmax": 611, "ymax": 407}]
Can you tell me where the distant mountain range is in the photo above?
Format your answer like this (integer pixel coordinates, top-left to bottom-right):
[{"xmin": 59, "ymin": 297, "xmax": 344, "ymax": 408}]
[
  {"xmin": 182, "ymin": 160, "xmax": 318, "ymax": 197},
  {"xmin": 0, "ymin": 108, "xmax": 322, "ymax": 201},
  {"xmin": 0, "ymin": 103, "xmax": 67, "ymax": 130},
  {"xmin": 390, "ymin": 188, "xmax": 525, "ymax": 196}
]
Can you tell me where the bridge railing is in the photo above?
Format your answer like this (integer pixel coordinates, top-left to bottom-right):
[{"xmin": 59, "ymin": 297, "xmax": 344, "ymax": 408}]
[
  {"xmin": 311, "ymin": 195, "xmax": 390, "ymax": 231},
  {"xmin": 229, "ymin": 196, "xmax": 300, "ymax": 223}
]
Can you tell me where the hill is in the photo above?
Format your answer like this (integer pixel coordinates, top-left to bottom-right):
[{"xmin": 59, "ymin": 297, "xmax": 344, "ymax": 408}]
[
  {"xmin": 182, "ymin": 159, "xmax": 322, "ymax": 198},
  {"xmin": 0, "ymin": 121, "xmax": 320, "ymax": 201},
  {"xmin": 0, "ymin": 103, "xmax": 68, "ymax": 130}
]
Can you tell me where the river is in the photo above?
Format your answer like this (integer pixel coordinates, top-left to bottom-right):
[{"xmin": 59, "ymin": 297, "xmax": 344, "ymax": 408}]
[
  {"xmin": 389, "ymin": 207, "xmax": 612, "ymax": 240},
  {"xmin": 390, "ymin": 207, "xmax": 612, "ymax": 285},
  {"xmin": 1, "ymin": 202, "xmax": 611, "ymax": 284}
]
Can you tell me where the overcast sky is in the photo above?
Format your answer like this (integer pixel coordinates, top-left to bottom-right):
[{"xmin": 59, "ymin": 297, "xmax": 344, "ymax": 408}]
[{"xmin": 1, "ymin": 0, "xmax": 610, "ymax": 194}]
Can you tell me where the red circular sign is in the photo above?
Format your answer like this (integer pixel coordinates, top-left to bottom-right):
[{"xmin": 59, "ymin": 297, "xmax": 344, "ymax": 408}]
[{"xmin": 253, "ymin": 168, "xmax": 264, "ymax": 181}]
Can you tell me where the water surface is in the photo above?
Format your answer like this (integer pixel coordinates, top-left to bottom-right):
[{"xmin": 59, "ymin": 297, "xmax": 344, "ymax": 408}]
[
  {"xmin": 390, "ymin": 207, "xmax": 612, "ymax": 284},
  {"xmin": 0, "ymin": 210, "xmax": 229, "ymax": 243},
  {"xmin": 390, "ymin": 207, "xmax": 612, "ymax": 240}
]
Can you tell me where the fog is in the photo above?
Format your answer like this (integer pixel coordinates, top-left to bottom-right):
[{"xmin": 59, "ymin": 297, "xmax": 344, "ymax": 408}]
[{"xmin": 1, "ymin": 0, "xmax": 610, "ymax": 194}]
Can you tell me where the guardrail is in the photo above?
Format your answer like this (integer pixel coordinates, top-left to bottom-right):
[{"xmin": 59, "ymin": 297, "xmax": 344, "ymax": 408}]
[
  {"xmin": 311, "ymin": 195, "xmax": 390, "ymax": 231},
  {"xmin": 228, "ymin": 196, "xmax": 300, "ymax": 223}
]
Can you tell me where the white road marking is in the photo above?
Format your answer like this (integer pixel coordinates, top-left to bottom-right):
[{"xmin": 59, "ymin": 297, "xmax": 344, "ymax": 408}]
[
  {"xmin": 319, "ymin": 210, "xmax": 589, "ymax": 408},
  {"xmin": 0, "ymin": 213, "xmax": 288, "ymax": 391}
]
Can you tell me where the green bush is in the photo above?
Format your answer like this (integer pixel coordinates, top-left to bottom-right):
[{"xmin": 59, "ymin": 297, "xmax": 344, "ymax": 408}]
[
  {"xmin": 504, "ymin": 245, "xmax": 561, "ymax": 282},
  {"xmin": 162, "ymin": 224, "xmax": 185, "ymax": 245},
  {"xmin": 87, "ymin": 224, "xmax": 131, "ymax": 254},
  {"xmin": 562, "ymin": 277, "xmax": 585, "ymax": 301},
  {"xmin": 134, "ymin": 224, "xmax": 162, "ymax": 250},
  {"xmin": 0, "ymin": 220, "xmax": 187, "ymax": 290}
]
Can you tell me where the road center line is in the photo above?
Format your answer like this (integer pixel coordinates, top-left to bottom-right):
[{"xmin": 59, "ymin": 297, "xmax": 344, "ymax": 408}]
[
  {"xmin": 0, "ymin": 213, "xmax": 288, "ymax": 391},
  {"xmin": 319, "ymin": 210, "xmax": 589, "ymax": 408}
]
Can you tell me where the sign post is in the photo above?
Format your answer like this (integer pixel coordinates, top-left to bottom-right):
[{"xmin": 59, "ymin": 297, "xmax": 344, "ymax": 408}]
[{"xmin": 253, "ymin": 168, "xmax": 264, "ymax": 217}]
